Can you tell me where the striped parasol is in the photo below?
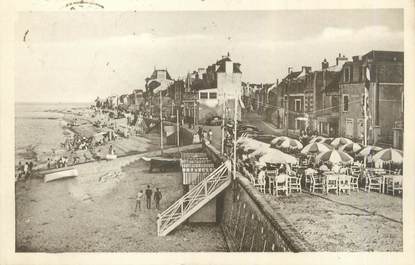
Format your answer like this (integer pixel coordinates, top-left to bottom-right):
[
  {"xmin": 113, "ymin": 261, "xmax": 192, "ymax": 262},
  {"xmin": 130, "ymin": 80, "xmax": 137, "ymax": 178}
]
[
  {"xmin": 372, "ymin": 148, "xmax": 403, "ymax": 164},
  {"xmin": 248, "ymin": 145, "xmax": 272, "ymax": 158},
  {"xmin": 357, "ymin": 145, "xmax": 383, "ymax": 157},
  {"xmin": 330, "ymin": 137, "xmax": 353, "ymax": 148},
  {"xmin": 316, "ymin": 149, "xmax": 354, "ymax": 164},
  {"xmin": 274, "ymin": 138, "xmax": 303, "ymax": 150},
  {"xmin": 339, "ymin": 142, "xmax": 363, "ymax": 153},
  {"xmin": 309, "ymin": 136, "xmax": 328, "ymax": 144},
  {"xmin": 301, "ymin": 142, "xmax": 332, "ymax": 154},
  {"xmin": 271, "ymin": 136, "xmax": 290, "ymax": 145},
  {"xmin": 238, "ymin": 138, "xmax": 269, "ymax": 153},
  {"xmin": 259, "ymin": 148, "xmax": 298, "ymax": 164}
]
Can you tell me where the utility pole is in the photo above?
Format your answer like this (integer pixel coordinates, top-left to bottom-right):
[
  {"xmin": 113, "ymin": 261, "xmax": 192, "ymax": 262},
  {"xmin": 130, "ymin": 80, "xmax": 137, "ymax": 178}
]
[
  {"xmin": 233, "ymin": 88, "xmax": 238, "ymax": 180},
  {"xmin": 221, "ymin": 91, "xmax": 226, "ymax": 154},
  {"xmin": 160, "ymin": 90, "xmax": 163, "ymax": 155},
  {"xmin": 177, "ymin": 109, "xmax": 180, "ymax": 149},
  {"xmin": 193, "ymin": 100, "xmax": 197, "ymax": 127}
]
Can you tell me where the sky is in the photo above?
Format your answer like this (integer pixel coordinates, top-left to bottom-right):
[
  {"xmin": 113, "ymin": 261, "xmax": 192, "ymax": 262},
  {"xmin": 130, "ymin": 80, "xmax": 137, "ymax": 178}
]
[{"xmin": 15, "ymin": 9, "xmax": 403, "ymax": 103}]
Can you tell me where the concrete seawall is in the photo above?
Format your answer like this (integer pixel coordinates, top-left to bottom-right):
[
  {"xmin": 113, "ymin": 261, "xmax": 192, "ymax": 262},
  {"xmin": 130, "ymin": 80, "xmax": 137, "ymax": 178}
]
[{"xmin": 203, "ymin": 142, "xmax": 314, "ymax": 252}]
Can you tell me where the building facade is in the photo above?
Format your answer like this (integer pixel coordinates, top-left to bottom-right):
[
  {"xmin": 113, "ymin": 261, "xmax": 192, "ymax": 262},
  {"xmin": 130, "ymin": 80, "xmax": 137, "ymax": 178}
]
[{"xmin": 338, "ymin": 50, "xmax": 404, "ymax": 147}]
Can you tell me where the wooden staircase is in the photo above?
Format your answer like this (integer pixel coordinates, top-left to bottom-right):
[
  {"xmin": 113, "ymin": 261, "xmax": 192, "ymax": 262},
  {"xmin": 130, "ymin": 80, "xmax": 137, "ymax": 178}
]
[{"xmin": 157, "ymin": 160, "xmax": 232, "ymax": 236}]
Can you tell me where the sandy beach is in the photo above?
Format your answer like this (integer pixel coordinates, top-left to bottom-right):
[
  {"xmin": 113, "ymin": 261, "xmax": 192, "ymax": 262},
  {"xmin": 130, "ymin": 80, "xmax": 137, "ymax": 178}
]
[{"xmin": 16, "ymin": 157, "xmax": 227, "ymax": 252}]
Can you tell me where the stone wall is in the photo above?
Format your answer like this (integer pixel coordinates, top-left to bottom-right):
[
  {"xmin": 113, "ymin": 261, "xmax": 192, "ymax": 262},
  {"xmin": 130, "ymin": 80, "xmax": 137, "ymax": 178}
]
[{"xmin": 203, "ymin": 142, "xmax": 314, "ymax": 252}]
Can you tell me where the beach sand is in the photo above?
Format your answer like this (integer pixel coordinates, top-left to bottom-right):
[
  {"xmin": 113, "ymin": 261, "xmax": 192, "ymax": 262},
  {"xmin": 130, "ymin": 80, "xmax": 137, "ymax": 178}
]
[
  {"xmin": 15, "ymin": 156, "xmax": 227, "ymax": 252},
  {"xmin": 264, "ymin": 191, "xmax": 402, "ymax": 251}
]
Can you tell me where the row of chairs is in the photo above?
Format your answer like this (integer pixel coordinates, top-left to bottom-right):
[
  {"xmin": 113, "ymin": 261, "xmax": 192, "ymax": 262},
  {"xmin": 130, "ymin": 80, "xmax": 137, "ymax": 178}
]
[
  {"xmin": 304, "ymin": 173, "xmax": 359, "ymax": 195},
  {"xmin": 250, "ymin": 170, "xmax": 301, "ymax": 197}
]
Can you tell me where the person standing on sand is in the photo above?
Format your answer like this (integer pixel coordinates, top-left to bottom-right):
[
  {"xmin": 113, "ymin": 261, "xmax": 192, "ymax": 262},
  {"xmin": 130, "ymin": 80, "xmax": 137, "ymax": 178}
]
[
  {"xmin": 17, "ymin": 161, "xmax": 23, "ymax": 179},
  {"xmin": 135, "ymin": 190, "xmax": 143, "ymax": 212},
  {"xmin": 28, "ymin": 161, "xmax": 33, "ymax": 173},
  {"xmin": 23, "ymin": 162, "xmax": 29, "ymax": 179},
  {"xmin": 154, "ymin": 188, "xmax": 162, "ymax": 210},
  {"xmin": 145, "ymin": 185, "xmax": 153, "ymax": 209}
]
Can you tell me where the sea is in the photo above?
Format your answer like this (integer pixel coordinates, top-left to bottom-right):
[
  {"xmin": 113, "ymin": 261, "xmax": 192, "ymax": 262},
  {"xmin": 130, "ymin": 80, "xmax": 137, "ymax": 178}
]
[{"xmin": 15, "ymin": 102, "xmax": 91, "ymax": 164}]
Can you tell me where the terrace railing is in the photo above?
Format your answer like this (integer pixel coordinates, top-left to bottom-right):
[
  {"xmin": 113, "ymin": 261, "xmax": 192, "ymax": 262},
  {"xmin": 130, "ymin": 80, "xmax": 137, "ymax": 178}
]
[{"xmin": 157, "ymin": 160, "xmax": 232, "ymax": 236}]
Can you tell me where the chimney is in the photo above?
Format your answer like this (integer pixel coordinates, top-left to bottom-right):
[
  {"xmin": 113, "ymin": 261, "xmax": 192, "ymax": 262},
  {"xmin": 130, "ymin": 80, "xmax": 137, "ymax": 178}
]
[
  {"xmin": 336, "ymin": 53, "xmax": 348, "ymax": 66},
  {"xmin": 302, "ymin": 66, "xmax": 312, "ymax": 73},
  {"xmin": 288, "ymin": 67, "xmax": 292, "ymax": 74},
  {"xmin": 352, "ymin": 56, "xmax": 360, "ymax": 62},
  {"xmin": 322, "ymin": 58, "xmax": 329, "ymax": 70}
]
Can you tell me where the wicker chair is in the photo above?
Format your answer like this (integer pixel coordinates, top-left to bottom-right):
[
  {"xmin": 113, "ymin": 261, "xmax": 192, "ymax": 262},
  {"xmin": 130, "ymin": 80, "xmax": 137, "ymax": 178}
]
[
  {"xmin": 386, "ymin": 175, "xmax": 403, "ymax": 196},
  {"xmin": 267, "ymin": 170, "xmax": 278, "ymax": 195},
  {"xmin": 338, "ymin": 174, "xmax": 351, "ymax": 195},
  {"xmin": 288, "ymin": 174, "xmax": 302, "ymax": 193},
  {"xmin": 364, "ymin": 171, "xmax": 382, "ymax": 193},
  {"xmin": 326, "ymin": 174, "xmax": 339, "ymax": 195},
  {"xmin": 310, "ymin": 175, "xmax": 324, "ymax": 193},
  {"xmin": 275, "ymin": 174, "xmax": 289, "ymax": 197}
]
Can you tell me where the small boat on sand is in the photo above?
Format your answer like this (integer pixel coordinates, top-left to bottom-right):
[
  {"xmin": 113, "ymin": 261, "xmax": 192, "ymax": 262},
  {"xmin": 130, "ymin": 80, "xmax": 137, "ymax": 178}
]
[
  {"xmin": 44, "ymin": 168, "xmax": 78, "ymax": 183},
  {"xmin": 106, "ymin": 154, "xmax": 117, "ymax": 160}
]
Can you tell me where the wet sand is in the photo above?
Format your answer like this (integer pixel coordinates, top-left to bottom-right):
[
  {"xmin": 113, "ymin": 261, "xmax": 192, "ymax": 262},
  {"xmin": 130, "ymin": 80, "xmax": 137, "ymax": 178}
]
[
  {"xmin": 16, "ymin": 152, "xmax": 227, "ymax": 252},
  {"xmin": 264, "ymin": 191, "xmax": 402, "ymax": 251}
]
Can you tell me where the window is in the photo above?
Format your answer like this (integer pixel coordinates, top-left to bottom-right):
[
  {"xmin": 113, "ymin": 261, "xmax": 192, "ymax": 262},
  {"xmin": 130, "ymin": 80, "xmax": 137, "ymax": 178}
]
[
  {"xmin": 345, "ymin": 118, "xmax": 354, "ymax": 138},
  {"xmin": 343, "ymin": 95, "xmax": 349, "ymax": 112},
  {"xmin": 360, "ymin": 66, "xmax": 365, "ymax": 82},
  {"xmin": 344, "ymin": 67, "xmax": 350, "ymax": 83},
  {"xmin": 209, "ymin": 92, "xmax": 217, "ymax": 99},
  {"xmin": 200, "ymin": 92, "xmax": 208, "ymax": 99},
  {"xmin": 295, "ymin": 99, "xmax": 301, "ymax": 112}
]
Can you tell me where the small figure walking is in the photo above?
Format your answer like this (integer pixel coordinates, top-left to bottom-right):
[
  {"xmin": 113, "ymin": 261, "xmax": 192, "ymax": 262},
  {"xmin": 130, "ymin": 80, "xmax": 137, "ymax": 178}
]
[
  {"xmin": 154, "ymin": 188, "xmax": 162, "ymax": 210},
  {"xmin": 135, "ymin": 190, "xmax": 143, "ymax": 212},
  {"xmin": 23, "ymin": 162, "xmax": 29, "ymax": 180},
  {"xmin": 145, "ymin": 185, "xmax": 152, "ymax": 209}
]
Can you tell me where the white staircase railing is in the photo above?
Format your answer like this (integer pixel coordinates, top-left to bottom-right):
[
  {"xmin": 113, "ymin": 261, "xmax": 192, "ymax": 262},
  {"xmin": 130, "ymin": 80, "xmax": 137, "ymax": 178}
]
[{"xmin": 157, "ymin": 160, "xmax": 232, "ymax": 236}]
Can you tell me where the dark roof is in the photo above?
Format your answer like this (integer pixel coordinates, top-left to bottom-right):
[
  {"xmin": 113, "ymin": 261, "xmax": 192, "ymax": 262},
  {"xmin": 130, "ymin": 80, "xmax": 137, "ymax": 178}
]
[
  {"xmin": 149, "ymin": 69, "xmax": 173, "ymax": 80},
  {"xmin": 216, "ymin": 63, "xmax": 225, "ymax": 73},
  {"xmin": 216, "ymin": 61, "xmax": 242, "ymax": 74},
  {"xmin": 362, "ymin": 50, "xmax": 404, "ymax": 63},
  {"xmin": 216, "ymin": 56, "xmax": 231, "ymax": 65},
  {"xmin": 233, "ymin": 63, "xmax": 242, "ymax": 73}
]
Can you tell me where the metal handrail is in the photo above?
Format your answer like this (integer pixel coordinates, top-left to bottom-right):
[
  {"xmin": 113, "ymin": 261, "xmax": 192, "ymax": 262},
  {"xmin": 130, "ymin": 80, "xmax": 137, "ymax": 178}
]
[{"xmin": 157, "ymin": 161, "xmax": 231, "ymax": 236}]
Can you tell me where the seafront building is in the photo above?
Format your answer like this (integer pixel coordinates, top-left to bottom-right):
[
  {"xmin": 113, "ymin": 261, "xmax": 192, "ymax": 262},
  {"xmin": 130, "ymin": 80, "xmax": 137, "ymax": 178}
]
[
  {"xmin": 94, "ymin": 50, "xmax": 403, "ymax": 148},
  {"xmin": 250, "ymin": 50, "xmax": 404, "ymax": 149}
]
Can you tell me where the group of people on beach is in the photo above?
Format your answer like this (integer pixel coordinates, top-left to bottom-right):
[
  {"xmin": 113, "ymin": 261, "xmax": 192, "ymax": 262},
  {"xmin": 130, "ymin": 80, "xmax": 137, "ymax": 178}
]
[
  {"xmin": 15, "ymin": 161, "xmax": 34, "ymax": 181},
  {"xmin": 135, "ymin": 185, "xmax": 163, "ymax": 212}
]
